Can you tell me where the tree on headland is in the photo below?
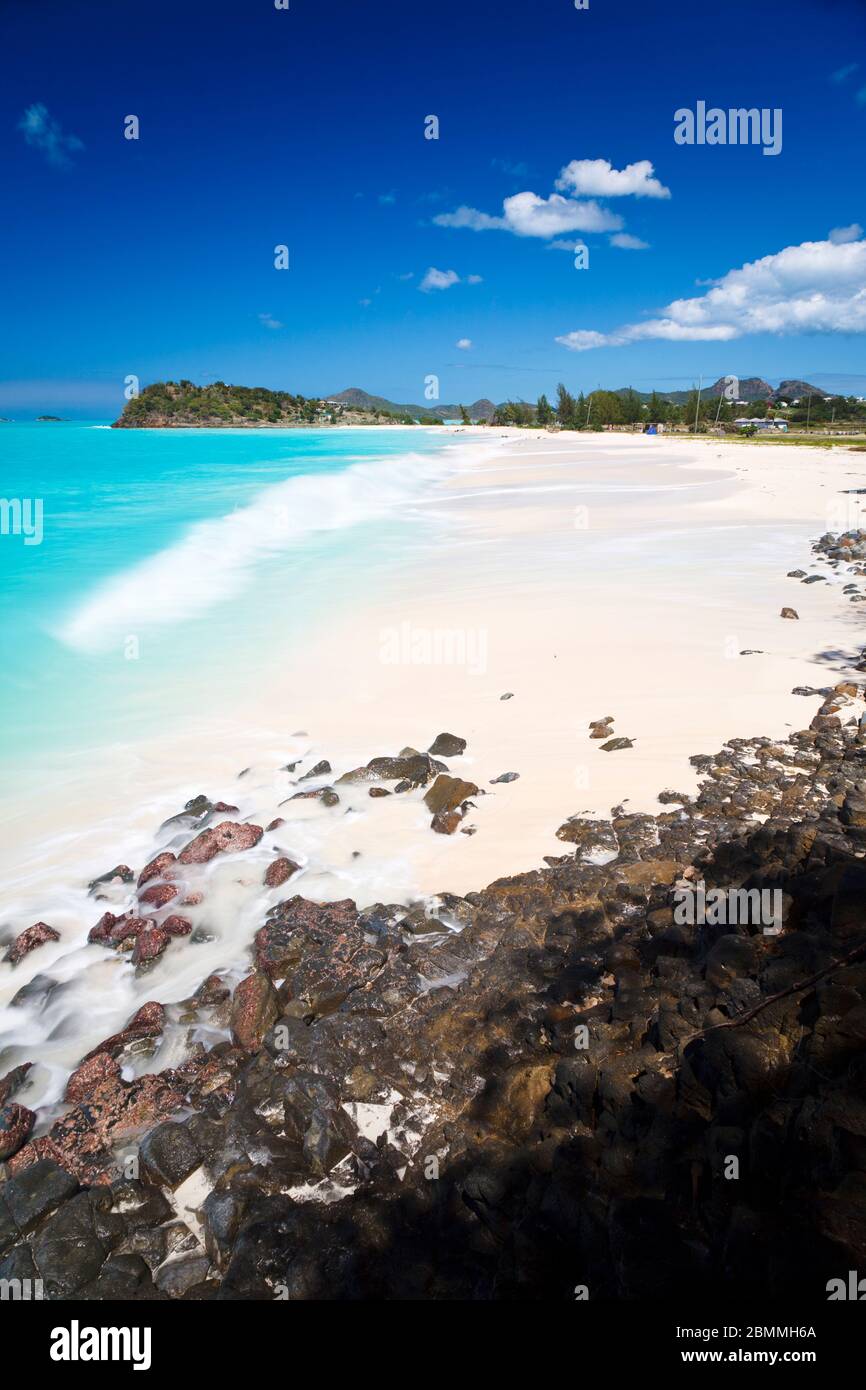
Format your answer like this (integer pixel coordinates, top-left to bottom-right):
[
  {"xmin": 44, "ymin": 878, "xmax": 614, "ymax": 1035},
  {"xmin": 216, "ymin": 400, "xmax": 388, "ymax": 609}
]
[
  {"xmin": 459, "ymin": 404, "xmax": 470, "ymax": 425},
  {"xmin": 536, "ymin": 393, "xmax": 553, "ymax": 425}
]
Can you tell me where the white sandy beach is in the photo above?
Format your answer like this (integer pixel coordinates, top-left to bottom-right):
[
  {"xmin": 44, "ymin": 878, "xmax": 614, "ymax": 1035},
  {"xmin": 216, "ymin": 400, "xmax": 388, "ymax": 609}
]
[{"xmin": 3, "ymin": 427, "xmax": 866, "ymax": 1104}]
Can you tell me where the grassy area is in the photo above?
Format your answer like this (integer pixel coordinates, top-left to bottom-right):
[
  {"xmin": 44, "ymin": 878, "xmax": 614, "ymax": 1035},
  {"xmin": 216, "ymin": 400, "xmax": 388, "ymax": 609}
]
[{"xmin": 722, "ymin": 432, "xmax": 866, "ymax": 449}]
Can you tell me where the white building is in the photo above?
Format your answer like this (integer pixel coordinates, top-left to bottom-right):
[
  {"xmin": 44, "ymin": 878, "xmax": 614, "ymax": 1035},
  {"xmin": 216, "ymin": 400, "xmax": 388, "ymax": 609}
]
[{"xmin": 734, "ymin": 418, "xmax": 788, "ymax": 432}]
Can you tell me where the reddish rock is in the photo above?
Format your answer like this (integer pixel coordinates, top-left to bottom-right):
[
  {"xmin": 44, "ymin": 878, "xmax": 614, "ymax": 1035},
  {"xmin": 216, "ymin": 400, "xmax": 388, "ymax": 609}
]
[
  {"xmin": 0, "ymin": 1102, "xmax": 36, "ymax": 1160},
  {"xmin": 264, "ymin": 856, "xmax": 299, "ymax": 888},
  {"xmin": 4, "ymin": 921, "xmax": 60, "ymax": 965},
  {"xmin": 213, "ymin": 801, "xmax": 239, "ymax": 813},
  {"xmin": 108, "ymin": 914, "xmax": 151, "ymax": 946},
  {"xmin": 65, "ymin": 1052, "xmax": 121, "ymax": 1103},
  {"xmin": 230, "ymin": 971, "xmax": 281, "ymax": 1051},
  {"xmin": 7, "ymin": 1136, "xmax": 77, "ymax": 1178},
  {"xmin": 431, "ymin": 809, "xmax": 463, "ymax": 835},
  {"xmin": 23, "ymin": 1073, "xmax": 186, "ymax": 1184},
  {"xmin": 138, "ymin": 882, "xmax": 178, "ymax": 908},
  {"xmin": 180, "ymin": 891, "xmax": 204, "ymax": 906},
  {"xmin": 132, "ymin": 925, "xmax": 170, "ymax": 967},
  {"xmin": 265, "ymin": 817, "xmax": 285, "ymax": 832},
  {"xmin": 162, "ymin": 914, "xmax": 192, "ymax": 937},
  {"xmin": 138, "ymin": 850, "xmax": 178, "ymax": 887},
  {"xmin": 178, "ymin": 820, "xmax": 263, "ymax": 865},
  {"xmin": 81, "ymin": 1001, "xmax": 165, "ymax": 1063},
  {"xmin": 88, "ymin": 911, "xmax": 118, "ymax": 944}
]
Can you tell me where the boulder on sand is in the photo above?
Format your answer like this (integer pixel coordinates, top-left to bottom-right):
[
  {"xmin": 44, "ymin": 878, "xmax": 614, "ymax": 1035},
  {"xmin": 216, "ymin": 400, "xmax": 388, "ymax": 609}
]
[
  {"xmin": 428, "ymin": 733, "xmax": 467, "ymax": 758},
  {"xmin": 424, "ymin": 774, "xmax": 479, "ymax": 815}
]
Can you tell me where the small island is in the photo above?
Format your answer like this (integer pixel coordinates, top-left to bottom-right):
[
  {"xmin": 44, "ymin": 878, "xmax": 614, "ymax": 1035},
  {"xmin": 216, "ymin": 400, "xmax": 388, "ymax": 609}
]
[
  {"xmin": 113, "ymin": 381, "xmax": 412, "ymax": 428},
  {"xmin": 112, "ymin": 380, "xmax": 495, "ymax": 427},
  {"xmin": 36, "ymin": 415, "xmax": 64, "ymax": 421}
]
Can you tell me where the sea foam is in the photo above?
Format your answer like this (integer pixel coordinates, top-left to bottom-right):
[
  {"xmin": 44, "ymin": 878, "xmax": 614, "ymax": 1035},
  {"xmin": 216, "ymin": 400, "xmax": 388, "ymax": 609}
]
[{"xmin": 58, "ymin": 447, "xmax": 451, "ymax": 652}]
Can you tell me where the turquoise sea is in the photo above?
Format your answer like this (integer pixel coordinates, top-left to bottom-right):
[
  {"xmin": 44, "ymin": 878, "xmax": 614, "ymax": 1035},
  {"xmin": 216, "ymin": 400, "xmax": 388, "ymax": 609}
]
[{"xmin": 0, "ymin": 423, "xmax": 453, "ymax": 777}]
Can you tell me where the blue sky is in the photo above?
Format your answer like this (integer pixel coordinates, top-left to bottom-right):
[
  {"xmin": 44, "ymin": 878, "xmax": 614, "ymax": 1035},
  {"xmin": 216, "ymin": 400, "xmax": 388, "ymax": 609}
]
[{"xmin": 2, "ymin": 0, "xmax": 865, "ymax": 417}]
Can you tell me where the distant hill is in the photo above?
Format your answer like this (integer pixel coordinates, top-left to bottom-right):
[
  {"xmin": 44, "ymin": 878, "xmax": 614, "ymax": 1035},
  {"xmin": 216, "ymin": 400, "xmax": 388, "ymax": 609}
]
[
  {"xmin": 614, "ymin": 376, "xmax": 828, "ymax": 405},
  {"xmin": 329, "ymin": 387, "xmax": 496, "ymax": 422},
  {"xmin": 775, "ymin": 379, "xmax": 829, "ymax": 401}
]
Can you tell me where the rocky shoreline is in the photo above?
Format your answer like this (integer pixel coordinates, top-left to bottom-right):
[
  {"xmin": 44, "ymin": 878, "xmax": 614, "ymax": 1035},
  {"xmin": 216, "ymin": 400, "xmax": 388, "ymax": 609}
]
[{"xmin": 3, "ymin": 530, "xmax": 866, "ymax": 1301}]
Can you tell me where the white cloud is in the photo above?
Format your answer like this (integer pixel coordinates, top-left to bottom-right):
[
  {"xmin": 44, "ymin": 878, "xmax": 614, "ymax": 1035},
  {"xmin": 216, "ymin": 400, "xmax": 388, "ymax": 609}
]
[
  {"xmin": 435, "ymin": 192, "xmax": 621, "ymax": 238},
  {"xmin": 556, "ymin": 233, "xmax": 866, "ymax": 350},
  {"xmin": 433, "ymin": 205, "xmax": 506, "ymax": 231},
  {"xmin": 418, "ymin": 267, "xmax": 481, "ymax": 292},
  {"xmin": 830, "ymin": 224, "xmax": 863, "ymax": 244},
  {"xmin": 397, "ymin": 271, "xmax": 414, "ymax": 280},
  {"xmin": 420, "ymin": 268, "xmax": 460, "ymax": 292},
  {"xmin": 258, "ymin": 312, "xmax": 283, "ymax": 329},
  {"xmin": 610, "ymin": 232, "xmax": 650, "ymax": 250},
  {"xmin": 456, "ymin": 338, "xmax": 472, "ymax": 349},
  {"xmin": 502, "ymin": 191, "xmax": 622, "ymax": 237},
  {"xmin": 17, "ymin": 103, "xmax": 83, "ymax": 168},
  {"xmin": 556, "ymin": 158, "xmax": 670, "ymax": 200},
  {"xmin": 433, "ymin": 156, "xmax": 668, "ymax": 246}
]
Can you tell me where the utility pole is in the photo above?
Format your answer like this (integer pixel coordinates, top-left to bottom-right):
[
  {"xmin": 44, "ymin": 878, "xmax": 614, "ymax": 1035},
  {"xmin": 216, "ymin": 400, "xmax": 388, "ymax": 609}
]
[
  {"xmin": 806, "ymin": 393, "xmax": 812, "ymax": 434},
  {"xmin": 693, "ymin": 376, "xmax": 703, "ymax": 433}
]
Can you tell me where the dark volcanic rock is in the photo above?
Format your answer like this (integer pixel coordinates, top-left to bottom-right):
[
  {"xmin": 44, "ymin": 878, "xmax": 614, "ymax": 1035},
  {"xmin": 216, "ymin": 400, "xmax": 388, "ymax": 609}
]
[
  {"xmin": 299, "ymin": 759, "xmax": 332, "ymax": 781},
  {"xmin": 424, "ymin": 774, "xmax": 479, "ymax": 814},
  {"xmin": 337, "ymin": 753, "xmax": 445, "ymax": 787},
  {"xmin": 0, "ymin": 1062, "xmax": 33, "ymax": 1107},
  {"xmin": 88, "ymin": 864, "xmax": 134, "ymax": 893},
  {"xmin": 254, "ymin": 896, "xmax": 358, "ymax": 979},
  {"xmin": 428, "ymin": 733, "xmax": 467, "ymax": 757},
  {"xmin": 1, "ymin": 1159, "xmax": 78, "ymax": 1238},
  {"xmin": 139, "ymin": 1122, "xmax": 201, "ymax": 1188}
]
